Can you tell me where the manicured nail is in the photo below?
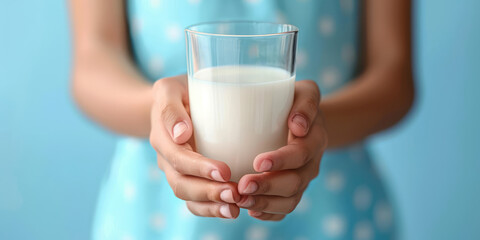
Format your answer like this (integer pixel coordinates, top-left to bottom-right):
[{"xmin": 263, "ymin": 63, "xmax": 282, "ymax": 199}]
[
  {"xmin": 211, "ymin": 170, "xmax": 225, "ymax": 182},
  {"xmin": 220, "ymin": 189, "xmax": 235, "ymax": 203},
  {"xmin": 258, "ymin": 159, "xmax": 273, "ymax": 172},
  {"xmin": 243, "ymin": 181, "xmax": 258, "ymax": 194},
  {"xmin": 220, "ymin": 204, "xmax": 233, "ymax": 218},
  {"xmin": 237, "ymin": 196, "xmax": 255, "ymax": 208},
  {"xmin": 292, "ymin": 114, "xmax": 308, "ymax": 132},
  {"xmin": 249, "ymin": 211, "xmax": 262, "ymax": 217},
  {"xmin": 173, "ymin": 121, "xmax": 187, "ymax": 140}
]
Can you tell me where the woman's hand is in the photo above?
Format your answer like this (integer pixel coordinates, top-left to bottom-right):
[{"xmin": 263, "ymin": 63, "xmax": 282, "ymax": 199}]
[
  {"xmin": 236, "ymin": 80, "xmax": 328, "ymax": 221},
  {"xmin": 149, "ymin": 75, "xmax": 242, "ymax": 219}
]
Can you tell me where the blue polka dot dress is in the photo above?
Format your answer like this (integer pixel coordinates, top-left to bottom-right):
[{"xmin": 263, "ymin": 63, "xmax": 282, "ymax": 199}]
[{"xmin": 92, "ymin": 0, "xmax": 396, "ymax": 239}]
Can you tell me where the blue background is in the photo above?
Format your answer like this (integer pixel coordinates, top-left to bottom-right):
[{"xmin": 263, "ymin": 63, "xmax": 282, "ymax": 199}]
[{"xmin": 0, "ymin": 1, "xmax": 478, "ymax": 239}]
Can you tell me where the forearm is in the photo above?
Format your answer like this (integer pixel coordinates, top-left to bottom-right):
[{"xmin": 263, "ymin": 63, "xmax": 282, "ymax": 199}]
[
  {"xmin": 72, "ymin": 45, "xmax": 153, "ymax": 137},
  {"xmin": 320, "ymin": 63, "xmax": 414, "ymax": 149}
]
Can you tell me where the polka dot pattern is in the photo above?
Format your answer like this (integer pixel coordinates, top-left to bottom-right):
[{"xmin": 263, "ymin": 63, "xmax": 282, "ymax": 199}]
[
  {"xmin": 325, "ymin": 170, "xmax": 345, "ymax": 192},
  {"xmin": 354, "ymin": 221, "xmax": 374, "ymax": 240},
  {"xmin": 92, "ymin": 1, "xmax": 395, "ymax": 239},
  {"xmin": 246, "ymin": 225, "xmax": 269, "ymax": 240},
  {"xmin": 322, "ymin": 214, "xmax": 346, "ymax": 237},
  {"xmin": 375, "ymin": 201, "xmax": 393, "ymax": 231},
  {"xmin": 148, "ymin": 56, "xmax": 164, "ymax": 76},
  {"xmin": 353, "ymin": 186, "xmax": 372, "ymax": 211},
  {"xmin": 318, "ymin": 16, "xmax": 335, "ymax": 36}
]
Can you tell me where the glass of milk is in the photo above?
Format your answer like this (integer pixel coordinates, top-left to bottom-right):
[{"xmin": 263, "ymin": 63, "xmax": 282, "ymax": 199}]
[{"xmin": 185, "ymin": 22, "xmax": 298, "ymax": 182}]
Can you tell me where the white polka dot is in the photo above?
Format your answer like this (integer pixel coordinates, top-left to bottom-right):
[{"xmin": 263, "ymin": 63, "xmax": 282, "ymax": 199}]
[
  {"xmin": 201, "ymin": 233, "xmax": 221, "ymax": 240},
  {"xmin": 318, "ymin": 16, "xmax": 335, "ymax": 36},
  {"xmin": 296, "ymin": 49, "xmax": 308, "ymax": 69},
  {"xmin": 148, "ymin": 56, "xmax": 164, "ymax": 76},
  {"xmin": 325, "ymin": 170, "xmax": 345, "ymax": 192},
  {"xmin": 244, "ymin": 0, "xmax": 260, "ymax": 4},
  {"xmin": 296, "ymin": 196, "xmax": 311, "ymax": 213},
  {"xmin": 354, "ymin": 221, "xmax": 374, "ymax": 240},
  {"xmin": 353, "ymin": 186, "xmax": 372, "ymax": 211},
  {"xmin": 124, "ymin": 181, "xmax": 136, "ymax": 202},
  {"xmin": 188, "ymin": 0, "xmax": 201, "ymax": 4},
  {"xmin": 320, "ymin": 68, "xmax": 340, "ymax": 89},
  {"xmin": 374, "ymin": 201, "xmax": 393, "ymax": 231},
  {"xmin": 340, "ymin": 0, "xmax": 354, "ymax": 13},
  {"xmin": 166, "ymin": 24, "xmax": 182, "ymax": 42},
  {"xmin": 248, "ymin": 44, "xmax": 260, "ymax": 58},
  {"xmin": 322, "ymin": 214, "xmax": 346, "ymax": 237},
  {"xmin": 148, "ymin": 164, "xmax": 161, "ymax": 181},
  {"xmin": 275, "ymin": 11, "xmax": 287, "ymax": 24},
  {"xmin": 122, "ymin": 234, "xmax": 135, "ymax": 240},
  {"xmin": 349, "ymin": 144, "xmax": 364, "ymax": 162},
  {"xmin": 341, "ymin": 44, "xmax": 356, "ymax": 65},
  {"xmin": 150, "ymin": 213, "xmax": 166, "ymax": 231},
  {"xmin": 150, "ymin": 0, "xmax": 161, "ymax": 8},
  {"xmin": 294, "ymin": 237, "xmax": 309, "ymax": 240},
  {"xmin": 131, "ymin": 17, "xmax": 143, "ymax": 35},
  {"xmin": 246, "ymin": 225, "xmax": 269, "ymax": 240}
]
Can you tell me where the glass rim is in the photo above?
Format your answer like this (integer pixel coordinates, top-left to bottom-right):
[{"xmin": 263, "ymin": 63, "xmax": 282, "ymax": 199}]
[{"xmin": 185, "ymin": 21, "xmax": 299, "ymax": 38}]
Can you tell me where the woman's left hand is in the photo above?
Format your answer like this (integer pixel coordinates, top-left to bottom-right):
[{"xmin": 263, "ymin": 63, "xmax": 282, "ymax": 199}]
[{"xmin": 236, "ymin": 80, "xmax": 328, "ymax": 221}]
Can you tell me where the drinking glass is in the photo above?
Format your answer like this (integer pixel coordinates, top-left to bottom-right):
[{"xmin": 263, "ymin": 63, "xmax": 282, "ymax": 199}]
[{"xmin": 185, "ymin": 21, "xmax": 298, "ymax": 182}]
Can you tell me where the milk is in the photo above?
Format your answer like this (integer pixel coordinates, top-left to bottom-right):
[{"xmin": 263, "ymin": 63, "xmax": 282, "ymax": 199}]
[{"xmin": 188, "ymin": 65, "xmax": 295, "ymax": 182}]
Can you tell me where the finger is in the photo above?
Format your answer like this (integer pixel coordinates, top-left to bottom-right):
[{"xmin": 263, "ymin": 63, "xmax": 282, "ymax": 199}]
[
  {"xmin": 163, "ymin": 160, "xmax": 240, "ymax": 203},
  {"xmin": 288, "ymin": 80, "xmax": 321, "ymax": 137},
  {"xmin": 238, "ymin": 170, "xmax": 307, "ymax": 197},
  {"xmin": 253, "ymin": 123, "xmax": 326, "ymax": 172},
  {"xmin": 238, "ymin": 194, "xmax": 301, "ymax": 214},
  {"xmin": 151, "ymin": 121, "xmax": 231, "ymax": 181},
  {"xmin": 248, "ymin": 210, "xmax": 286, "ymax": 221},
  {"xmin": 152, "ymin": 76, "xmax": 193, "ymax": 144},
  {"xmin": 187, "ymin": 201, "xmax": 240, "ymax": 219}
]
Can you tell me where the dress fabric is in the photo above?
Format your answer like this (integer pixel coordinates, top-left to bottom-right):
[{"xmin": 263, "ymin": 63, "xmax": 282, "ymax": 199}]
[{"xmin": 92, "ymin": 0, "xmax": 396, "ymax": 239}]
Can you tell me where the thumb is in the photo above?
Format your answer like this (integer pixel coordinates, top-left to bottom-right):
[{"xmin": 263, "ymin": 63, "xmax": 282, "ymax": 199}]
[
  {"xmin": 160, "ymin": 102, "xmax": 193, "ymax": 144},
  {"xmin": 288, "ymin": 80, "xmax": 321, "ymax": 137}
]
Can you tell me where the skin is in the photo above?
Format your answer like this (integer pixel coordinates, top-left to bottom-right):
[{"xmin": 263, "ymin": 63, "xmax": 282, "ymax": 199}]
[{"xmin": 70, "ymin": 0, "xmax": 414, "ymax": 221}]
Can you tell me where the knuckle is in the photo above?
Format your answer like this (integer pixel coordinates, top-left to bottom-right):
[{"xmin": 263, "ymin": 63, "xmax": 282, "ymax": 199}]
[
  {"xmin": 172, "ymin": 179, "xmax": 183, "ymax": 199},
  {"xmin": 306, "ymin": 80, "xmax": 320, "ymax": 99},
  {"xmin": 185, "ymin": 202, "xmax": 199, "ymax": 216},
  {"xmin": 259, "ymin": 179, "xmax": 271, "ymax": 194},
  {"xmin": 304, "ymin": 97, "xmax": 319, "ymax": 118},
  {"xmin": 287, "ymin": 196, "xmax": 301, "ymax": 213},
  {"xmin": 149, "ymin": 134, "xmax": 159, "ymax": 150},
  {"xmin": 154, "ymin": 77, "xmax": 173, "ymax": 93},
  {"xmin": 287, "ymin": 173, "xmax": 303, "ymax": 197},
  {"xmin": 297, "ymin": 146, "xmax": 310, "ymax": 166},
  {"xmin": 207, "ymin": 184, "xmax": 220, "ymax": 202},
  {"xmin": 160, "ymin": 103, "xmax": 179, "ymax": 125},
  {"xmin": 254, "ymin": 197, "xmax": 269, "ymax": 211}
]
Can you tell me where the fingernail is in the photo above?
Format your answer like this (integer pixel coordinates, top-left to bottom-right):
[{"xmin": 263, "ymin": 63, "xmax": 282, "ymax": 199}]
[
  {"xmin": 249, "ymin": 211, "xmax": 262, "ymax": 217},
  {"xmin": 258, "ymin": 159, "xmax": 272, "ymax": 172},
  {"xmin": 220, "ymin": 204, "xmax": 233, "ymax": 218},
  {"xmin": 173, "ymin": 121, "xmax": 187, "ymax": 140},
  {"xmin": 242, "ymin": 181, "xmax": 258, "ymax": 194},
  {"xmin": 220, "ymin": 189, "xmax": 235, "ymax": 203},
  {"xmin": 293, "ymin": 114, "xmax": 308, "ymax": 132},
  {"xmin": 211, "ymin": 170, "xmax": 225, "ymax": 182},
  {"xmin": 237, "ymin": 196, "xmax": 255, "ymax": 208}
]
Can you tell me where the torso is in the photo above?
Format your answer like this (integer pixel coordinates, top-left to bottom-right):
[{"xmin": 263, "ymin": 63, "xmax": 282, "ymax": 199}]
[{"xmin": 91, "ymin": 1, "xmax": 396, "ymax": 239}]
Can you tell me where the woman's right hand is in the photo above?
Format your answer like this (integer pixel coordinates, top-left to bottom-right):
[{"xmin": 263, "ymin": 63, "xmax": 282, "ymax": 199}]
[{"xmin": 149, "ymin": 75, "xmax": 241, "ymax": 219}]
